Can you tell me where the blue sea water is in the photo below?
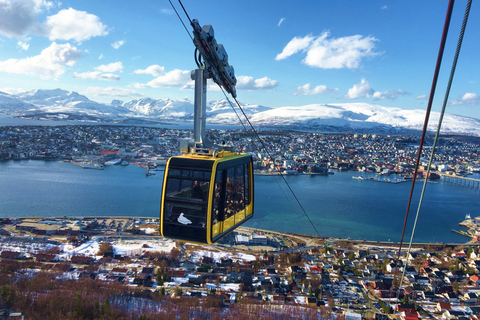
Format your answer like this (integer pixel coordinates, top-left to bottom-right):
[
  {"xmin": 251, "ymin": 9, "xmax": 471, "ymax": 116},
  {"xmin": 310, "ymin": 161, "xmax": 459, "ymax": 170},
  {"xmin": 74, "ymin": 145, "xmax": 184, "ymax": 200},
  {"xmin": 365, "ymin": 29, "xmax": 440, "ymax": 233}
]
[{"xmin": 1, "ymin": 160, "xmax": 478, "ymax": 243}]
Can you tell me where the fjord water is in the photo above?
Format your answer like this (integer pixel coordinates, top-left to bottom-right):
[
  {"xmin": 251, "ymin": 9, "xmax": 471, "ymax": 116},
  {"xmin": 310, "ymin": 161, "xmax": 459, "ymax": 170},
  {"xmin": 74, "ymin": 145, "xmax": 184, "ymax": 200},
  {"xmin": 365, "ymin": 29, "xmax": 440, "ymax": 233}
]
[{"xmin": 1, "ymin": 160, "xmax": 478, "ymax": 243}]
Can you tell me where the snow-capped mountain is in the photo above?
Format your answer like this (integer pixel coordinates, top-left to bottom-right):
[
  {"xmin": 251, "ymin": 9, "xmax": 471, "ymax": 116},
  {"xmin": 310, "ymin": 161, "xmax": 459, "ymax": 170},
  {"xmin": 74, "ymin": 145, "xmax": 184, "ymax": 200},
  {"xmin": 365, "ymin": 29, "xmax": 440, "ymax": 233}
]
[
  {"xmin": 121, "ymin": 98, "xmax": 194, "ymax": 118},
  {"xmin": 249, "ymin": 103, "xmax": 480, "ymax": 136},
  {"xmin": 0, "ymin": 91, "xmax": 38, "ymax": 114},
  {"xmin": 3, "ymin": 89, "xmax": 132, "ymax": 120},
  {"xmin": 16, "ymin": 89, "xmax": 90, "ymax": 106},
  {"xmin": 0, "ymin": 88, "xmax": 479, "ymax": 137}
]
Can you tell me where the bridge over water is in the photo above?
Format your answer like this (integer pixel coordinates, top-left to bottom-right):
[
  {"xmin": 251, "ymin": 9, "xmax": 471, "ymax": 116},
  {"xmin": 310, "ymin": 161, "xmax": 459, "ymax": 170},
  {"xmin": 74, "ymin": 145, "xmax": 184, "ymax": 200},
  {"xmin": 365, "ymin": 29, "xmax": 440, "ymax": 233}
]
[{"xmin": 440, "ymin": 173, "xmax": 480, "ymax": 189}]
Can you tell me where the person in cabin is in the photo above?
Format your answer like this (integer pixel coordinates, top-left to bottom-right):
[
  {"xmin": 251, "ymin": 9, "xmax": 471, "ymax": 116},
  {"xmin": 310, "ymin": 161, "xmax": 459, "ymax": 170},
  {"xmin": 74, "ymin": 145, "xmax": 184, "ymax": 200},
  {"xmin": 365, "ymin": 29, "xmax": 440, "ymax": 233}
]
[{"xmin": 191, "ymin": 180, "xmax": 204, "ymax": 200}]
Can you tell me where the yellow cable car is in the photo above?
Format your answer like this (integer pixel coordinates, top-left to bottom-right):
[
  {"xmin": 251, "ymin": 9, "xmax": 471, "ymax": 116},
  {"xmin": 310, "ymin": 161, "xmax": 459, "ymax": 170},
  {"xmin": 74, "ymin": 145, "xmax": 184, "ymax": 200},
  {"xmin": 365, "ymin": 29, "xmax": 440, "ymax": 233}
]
[{"xmin": 160, "ymin": 150, "xmax": 254, "ymax": 244}]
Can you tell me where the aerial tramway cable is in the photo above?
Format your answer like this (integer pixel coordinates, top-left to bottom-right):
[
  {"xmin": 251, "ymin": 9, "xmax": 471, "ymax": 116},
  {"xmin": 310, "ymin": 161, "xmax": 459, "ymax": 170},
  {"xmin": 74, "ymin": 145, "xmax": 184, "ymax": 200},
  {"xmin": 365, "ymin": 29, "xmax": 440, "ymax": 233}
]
[
  {"xmin": 169, "ymin": 0, "xmax": 321, "ymax": 237},
  {"xmin": 396, "ymin": 0, "xmax": 472, "ymax": 296},
  {"xmin": 391, "ymin": 0, "xmax": 472, "ymax": 296}
]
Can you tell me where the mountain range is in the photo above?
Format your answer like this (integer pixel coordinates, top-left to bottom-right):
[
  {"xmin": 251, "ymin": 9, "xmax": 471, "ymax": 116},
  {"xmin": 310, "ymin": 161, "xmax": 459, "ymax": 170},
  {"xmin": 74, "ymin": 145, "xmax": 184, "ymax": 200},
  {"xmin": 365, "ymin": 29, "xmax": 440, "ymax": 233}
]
[{"xmin": 1, "ymin": 88, "xmax": 479, "ymax": 137}]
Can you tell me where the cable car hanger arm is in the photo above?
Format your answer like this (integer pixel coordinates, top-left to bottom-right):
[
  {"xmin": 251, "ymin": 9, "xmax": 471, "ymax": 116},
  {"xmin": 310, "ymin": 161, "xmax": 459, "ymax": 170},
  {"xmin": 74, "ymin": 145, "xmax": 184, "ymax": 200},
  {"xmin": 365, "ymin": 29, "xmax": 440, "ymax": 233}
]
[{"xmin": 190, "ymin": 19, "xmax": 237, "ymax": 98}]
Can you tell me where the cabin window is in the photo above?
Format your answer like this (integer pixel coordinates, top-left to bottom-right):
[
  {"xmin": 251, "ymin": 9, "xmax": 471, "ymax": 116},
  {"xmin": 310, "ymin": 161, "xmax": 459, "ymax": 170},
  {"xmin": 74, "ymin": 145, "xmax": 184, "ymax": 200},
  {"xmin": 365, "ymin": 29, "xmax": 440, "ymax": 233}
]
[
  {"xmin": 212, "ymin": 172, "xmax": 224, "ymax": 226},
  {"xmin": 164, "ymin": 168, "xmax": 210, "ymax": 232},
  {"xmin": 219, "ymin": 163, "xmax": 251, "ymax": 222}
]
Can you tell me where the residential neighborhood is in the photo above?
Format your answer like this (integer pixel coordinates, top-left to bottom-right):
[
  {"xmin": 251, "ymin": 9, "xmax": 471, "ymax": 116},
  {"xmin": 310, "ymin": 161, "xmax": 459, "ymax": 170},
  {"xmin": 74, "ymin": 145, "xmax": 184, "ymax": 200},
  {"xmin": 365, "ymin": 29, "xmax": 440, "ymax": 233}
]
[
  {"xmin": 1, "ymin": 125, "xmax": 479, "ymax": 176},
  {"xmin": 2, "ymin": 216, "xmax": 480, "ymax": 318}
]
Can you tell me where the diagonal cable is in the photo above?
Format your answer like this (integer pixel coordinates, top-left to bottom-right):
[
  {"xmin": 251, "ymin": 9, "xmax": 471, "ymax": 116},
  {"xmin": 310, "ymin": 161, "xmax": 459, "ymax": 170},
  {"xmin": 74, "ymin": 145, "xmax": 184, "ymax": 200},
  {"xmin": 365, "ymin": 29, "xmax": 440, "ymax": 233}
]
[
  {"xmin": 397, "ymin": 0, "xmax": 472, "ymax": 295},
  {"xmin": 390, "ymin": 0, "xmax": 455, "ymax": 296}
]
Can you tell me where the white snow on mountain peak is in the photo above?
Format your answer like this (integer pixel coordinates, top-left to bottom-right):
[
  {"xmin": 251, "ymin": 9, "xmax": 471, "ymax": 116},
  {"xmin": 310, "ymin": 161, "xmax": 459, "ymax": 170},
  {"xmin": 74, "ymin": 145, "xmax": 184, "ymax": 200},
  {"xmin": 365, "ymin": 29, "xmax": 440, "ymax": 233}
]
[
  {"xmin": 15, "ymin": 89, "xmax": 91, "ymax": 107},
  {"xmin": 0, "ymin": 88, "xmax": 479, "ymax": 137}
]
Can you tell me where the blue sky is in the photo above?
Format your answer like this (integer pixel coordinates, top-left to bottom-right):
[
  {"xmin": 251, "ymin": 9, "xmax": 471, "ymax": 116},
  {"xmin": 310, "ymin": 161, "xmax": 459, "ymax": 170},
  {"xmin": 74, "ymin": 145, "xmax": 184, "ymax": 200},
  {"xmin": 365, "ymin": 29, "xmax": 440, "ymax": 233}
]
[{"xmin": 0, "ymin": 0, "xmax": 479, "ymax": 118}]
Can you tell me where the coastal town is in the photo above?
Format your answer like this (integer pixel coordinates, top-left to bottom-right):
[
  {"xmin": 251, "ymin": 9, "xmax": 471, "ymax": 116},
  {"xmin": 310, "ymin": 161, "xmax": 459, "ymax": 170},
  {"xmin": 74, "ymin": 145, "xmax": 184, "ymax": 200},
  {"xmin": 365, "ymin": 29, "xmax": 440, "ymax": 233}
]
[
  {"xmin": 1, "ymin": 124, "xmax": 480, "ymax": 319},
  {"xmin": 1, "ymin": 216, "xmax": 480, "ymax": 319},
  {"xmin": 1, "ymin": 124, "xmax": 479, "ymax": 177}
]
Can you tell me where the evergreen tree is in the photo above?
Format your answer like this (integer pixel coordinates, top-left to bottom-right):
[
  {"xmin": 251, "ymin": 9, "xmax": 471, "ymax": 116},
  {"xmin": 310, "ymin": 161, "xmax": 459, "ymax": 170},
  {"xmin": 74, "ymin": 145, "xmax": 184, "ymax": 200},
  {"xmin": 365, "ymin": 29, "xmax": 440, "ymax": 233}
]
[{"xmin": 100, "ymin": 298, "xmax": 111, "ymax": 317}]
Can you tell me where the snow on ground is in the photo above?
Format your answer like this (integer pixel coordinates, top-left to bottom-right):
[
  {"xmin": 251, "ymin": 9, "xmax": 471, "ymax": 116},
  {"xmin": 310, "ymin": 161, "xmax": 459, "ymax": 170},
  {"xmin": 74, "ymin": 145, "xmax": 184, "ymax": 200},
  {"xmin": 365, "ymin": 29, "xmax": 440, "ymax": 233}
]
[
  {"xmin": 113, "ymin": 238, "xmax": 176, "ymax": 256},
  {"xmin": 62, "ymin": 238, "xmax": 100, "ymax": 257},
  {"xmin": 219, "ymin": 283, "xmax": 240, "ymax": 292},
  {"xmin": 190, "ymin": 249, "xmax": 257, "ymax": 264},
  {"xmin": 140, "ymin": 228, "xmax": 156, "ymax": 234},
  {"xmin": 59, "ymin": 237, "xmax": 176, "ymax": 258}
]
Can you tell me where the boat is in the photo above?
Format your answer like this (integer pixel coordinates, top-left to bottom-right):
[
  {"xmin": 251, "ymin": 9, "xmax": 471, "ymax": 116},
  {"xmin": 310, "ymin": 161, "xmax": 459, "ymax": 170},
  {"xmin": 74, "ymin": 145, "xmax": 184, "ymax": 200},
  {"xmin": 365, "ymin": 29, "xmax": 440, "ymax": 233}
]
[
  {"xmin": 146, "ymin": 166, "xmax": 155, "ymax": 177},
  {"xmin": 104, "ymin": 159, "xmax": 121, "ymax": 165},
  {"xmin": 81, "ymin": 162, "xmax": 104, "ymax": 170},
  {"xmin": 121, "ymin": 160, "xmax": 129, "ymax": 166}
]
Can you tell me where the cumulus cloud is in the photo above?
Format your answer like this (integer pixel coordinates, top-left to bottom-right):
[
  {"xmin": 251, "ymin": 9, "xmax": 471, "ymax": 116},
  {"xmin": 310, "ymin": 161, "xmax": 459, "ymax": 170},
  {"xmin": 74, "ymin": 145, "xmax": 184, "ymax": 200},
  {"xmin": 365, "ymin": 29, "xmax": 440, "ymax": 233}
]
[
  {"xmin": 73, "ymin": 71, "xmax": 120, "ymax": 81},
  {"xmin": 0, "ymin": 0, "xmax": 48, "ymax": 37},
  {"xmin": 416, "ymin": 95, "xmax": 427, "ymax": 100},
  {"xmin": 0, "ymin": 42, "xmax": 82, "ymax": 79},
  {"xmin": 134, "ymin": 69, "xmax": 191, "ymax": 88},
  {"xmin": 44, "ymin": 8, "xmax": 108, "ymax": 42},
  {"xmin": 111, "ymin": 40, "xmax": 125, "ymax": 49},
  {"xmin": 276, "ymin": 31, "xmax": 379, "ymax": 69},
  {"xmin": 278, "ymin": 18, "xmax": 285, "ymax": 27},
  {"xmin": 17, "ymin": 40, "xmax": 30, "ymax": 51},
  {"xmin": 0, "ymin": 2, "xmax": 106, "ymax": 43},
  {"xmin": 236, "ymin": 76, "xmax": 278, "ymax": 90},
  {"xmin": 346, "ymin": 79, "xmax": 375, "ymax": 99},
  {"xmin": 96, "ymin": 62, "xmax": 123, "ymax": 73},
  {"xmin": 346, "ymin": 78, "xmax": 406, "ymax": 100},
  {"xmin": 133, "ymin": 65, "xmax": 165, "ymax": 77},
  {"xmin": 83, "ymin": 87, "xmax": 142, "ymax": 98},
  {"xmin": 450, "ymin": 92, "xmax": 480, "ymax": 106},
  {"xmin": 294, "ymin": 83, "xmax": 338, "ymax": 96},
  {"xmin": 372, "ymin": 89, "xmax": 406, "ymax": 100},
  {"xmin": 275, "ymin": 35, "xmax": 315, "ymax": 61}
]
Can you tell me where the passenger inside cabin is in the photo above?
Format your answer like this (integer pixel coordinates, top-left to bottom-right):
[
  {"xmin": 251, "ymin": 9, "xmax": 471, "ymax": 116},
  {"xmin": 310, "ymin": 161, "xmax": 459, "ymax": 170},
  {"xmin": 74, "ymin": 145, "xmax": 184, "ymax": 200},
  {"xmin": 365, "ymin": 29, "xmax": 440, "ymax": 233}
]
[{"xmin": 191, "ymin": 180, "xmax": 204, "ymax": 200}]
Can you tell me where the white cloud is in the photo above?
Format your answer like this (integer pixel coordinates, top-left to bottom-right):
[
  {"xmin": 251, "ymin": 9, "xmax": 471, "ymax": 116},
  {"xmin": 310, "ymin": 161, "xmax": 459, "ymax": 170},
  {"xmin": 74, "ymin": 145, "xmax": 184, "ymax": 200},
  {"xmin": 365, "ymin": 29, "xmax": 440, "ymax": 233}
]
[
  {"xmin": 450, "ymin": 92, "xmax": 480, "ymax": 106},
  {"xmin": 0, "ymin": 42, "xmax": 82, "ymax": 79},
  {"xmin": 111, "ymin": 40, "xmax": 125, "ymax": 49},
  {"xmin": 346, "ymin": 79, "xmax": 375, "ymax": 99},
  {"xmin": 236, "ymin": 76, "xmax": 278, "ymax": 90},
  {"xmin": 346, "ymin": 79, "xmax": 405, "ymax": 100},
  {"xmin": 278, "ymin": 18, "xmax": 285, "ymax": 27},
  {"xmin": 45, "ymin": 8, "xmax": 108, "ymax": 42},
  {"xmin": 73, "ymin": 71, "xmax": 119, "ymax": 81},
  {"xmin": 83, "ymin": 87, "xmax": 142, "ymax": 98},
  {"xmin": 276, "ymin": 31, "xmax": 379, "ymax": 69},
  {"xmin": 0, "ymin": 87, "xmax": 25, "ymax": 95},
  {"xmin": 133, "ymin": 65, "xmax": 165, "ymax": 77},
  {"xmin": 17, "ymin": 40, "xmax": 30, "ymax": 51},
  {"xmin": 98, "ymin": 54, "xmax": 104, "ymax": 60},
  {"xmin": 275, "ymin": 35, "xmax": 315, "ymax": 61},
  {"xmin": 0, "ymin": 0, "xmax": 49, "ymax": 37},
  {"xmin": 294, "ymin": 83, "xmax": 338, "ymax": 96},
  {"xmin": 96, "ymin": 62, "xmax": 123, "ymax": 73},
  {"xmin": 372, "ymin": 89, "xmax": 406, "ymax": 100},
  {"xmin": 161, "ymin": 9, "xmax": 174, "ymax": 15},
  {"xmin": 135, "ymin": 69, "xmax": 191, "ymax": 88},
  {"xmin": 416, "ymin": 95, "xmax": 427, "ymax": 100}
]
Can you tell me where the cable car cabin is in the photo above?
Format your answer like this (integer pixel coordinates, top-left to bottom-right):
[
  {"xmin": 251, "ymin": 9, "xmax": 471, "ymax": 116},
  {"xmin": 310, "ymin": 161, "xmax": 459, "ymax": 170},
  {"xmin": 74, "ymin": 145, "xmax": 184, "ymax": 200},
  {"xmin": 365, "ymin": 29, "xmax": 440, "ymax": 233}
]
[{"xmin": 160, "ymin": 151, "xmax": 254, "ymax": 244}]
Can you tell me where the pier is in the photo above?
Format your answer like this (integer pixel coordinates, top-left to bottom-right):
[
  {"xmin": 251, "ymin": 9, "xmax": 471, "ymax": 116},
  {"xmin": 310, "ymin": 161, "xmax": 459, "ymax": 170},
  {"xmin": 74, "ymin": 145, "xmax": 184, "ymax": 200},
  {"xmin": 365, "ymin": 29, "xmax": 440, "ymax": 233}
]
[
  {"xmin": 452, "ymin": 216, "xmax": 480, "ymax": 244},
  {"xmin": 352, "ymin": 176, "xmax": 408, "ymax": 184},
  {"xmin": 65, "ymin": 160, "xmax": 104, "ymax": 170},
  {"xmin": 440, "ymin": 173, "xmax": 480, "ymax": 189}
]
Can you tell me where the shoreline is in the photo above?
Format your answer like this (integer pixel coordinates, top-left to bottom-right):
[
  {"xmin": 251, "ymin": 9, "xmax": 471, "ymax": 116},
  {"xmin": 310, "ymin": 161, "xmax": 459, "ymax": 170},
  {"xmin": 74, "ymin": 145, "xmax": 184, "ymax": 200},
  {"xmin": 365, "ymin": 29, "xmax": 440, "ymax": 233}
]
[{"xmin": 3, "ymin": 216, "xmax": 474, "ymax": 247}]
